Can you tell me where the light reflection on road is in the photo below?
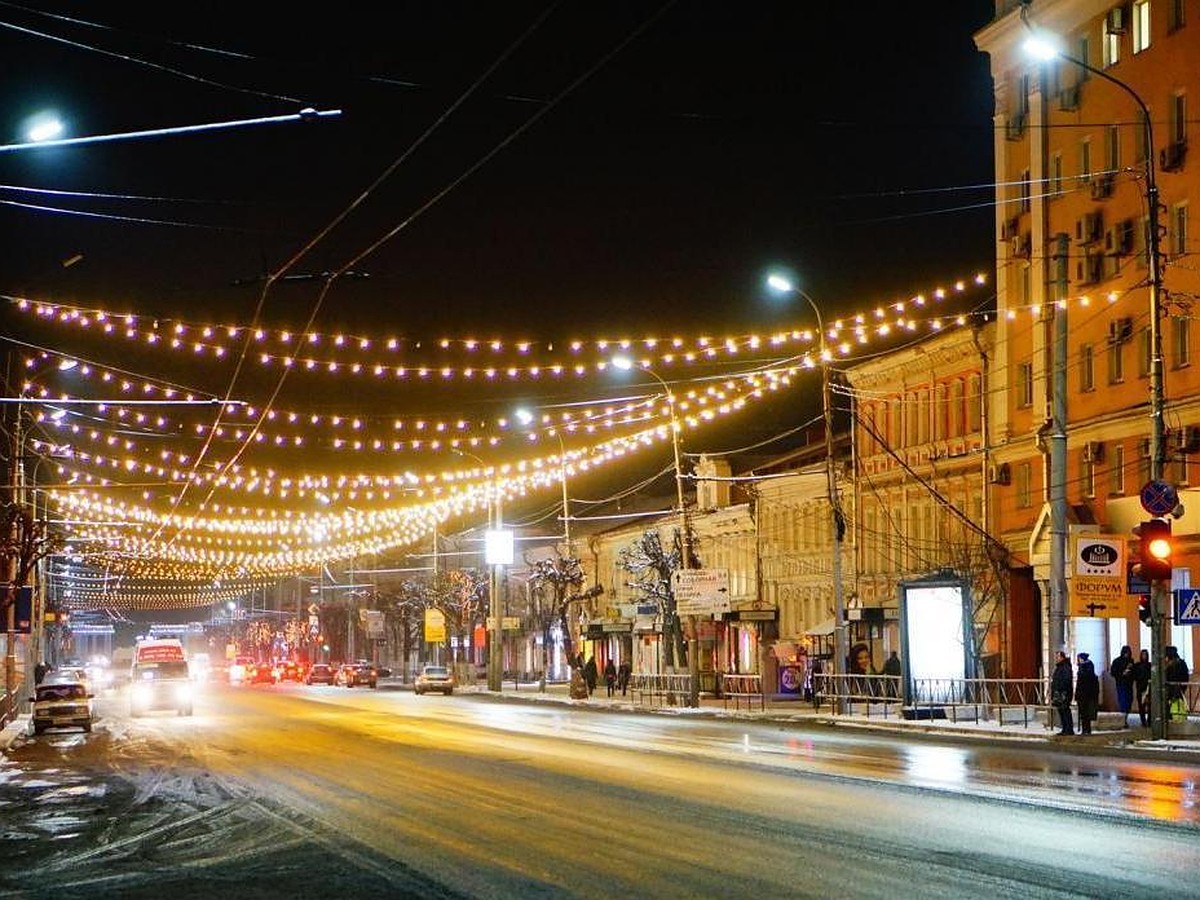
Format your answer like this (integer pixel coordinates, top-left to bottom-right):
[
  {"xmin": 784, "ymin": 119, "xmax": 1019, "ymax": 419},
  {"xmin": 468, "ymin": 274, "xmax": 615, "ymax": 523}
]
[{"xmin": 275, "ymin": 684, "xmax": 1200, "ymax": 826}]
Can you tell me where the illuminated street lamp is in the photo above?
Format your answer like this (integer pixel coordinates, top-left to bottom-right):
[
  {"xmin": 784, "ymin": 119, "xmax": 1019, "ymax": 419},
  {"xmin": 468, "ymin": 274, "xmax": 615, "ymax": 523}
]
[
  {"xmin": 766, "ymin": 273, "xmax": 848, "ymax": 710},
  {"xmin": 1024, "ymin": 27, "xmax": 1170, "ymax": 740},
  {"xmin": 454, "ymin": 448, "xmax": 508, "ymax": 692},
  {"xmin": 611, "ymin": 354, "xmax": 700, "ymax": 708}
]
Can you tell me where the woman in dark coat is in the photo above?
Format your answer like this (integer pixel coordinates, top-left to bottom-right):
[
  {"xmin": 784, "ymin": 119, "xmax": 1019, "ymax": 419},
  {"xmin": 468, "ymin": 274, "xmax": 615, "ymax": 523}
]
[
  {"xmin": 1051, "ymin": 650, "xmax": 1074, "ymax": 736},
  {"xmin": 1075, "ymin": 652, "xmax": 1100, "ymax": 735}
]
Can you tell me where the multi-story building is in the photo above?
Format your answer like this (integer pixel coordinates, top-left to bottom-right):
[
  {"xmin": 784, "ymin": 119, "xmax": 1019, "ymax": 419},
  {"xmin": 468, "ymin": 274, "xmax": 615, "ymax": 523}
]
[{"xmin": 976, "ymin": 0, "xmax": 1200, "ymax": 677}]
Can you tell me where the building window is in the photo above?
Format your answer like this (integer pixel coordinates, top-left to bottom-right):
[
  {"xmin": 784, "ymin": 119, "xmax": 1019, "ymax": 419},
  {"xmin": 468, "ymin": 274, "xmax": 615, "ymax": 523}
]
[
  {"xmin": 1139, "ymin": 443, "xmax": 1152, "ymax": 486},
  {"xmin": 1171, "ymin": 202, "xmax": 1188, "ymax": 258},
  {"xmin": 1175, "ymin": 315, "xmax": 1192, "ymax": 368},
  {"xmin": 1108, "ymin": 339, "xmax": 1125, "ymax": 383},
  {"xmin": 1105, "ymin": 125, "xmax": 1120, "ymax": 174},
  {"xmin": 1171, "ymin": 92, "xmax": 1187, "ymax": 146},
  {"xmin": 1016, "ymin": 462, "xmax": 1032, "ymax": 508},
  {"xmin": 1104, "ymin": 11, "xmax": 1122, "ymax": 66},
  {"xmin": 1020, "ymin": 168, "xmax": 1031, "ymax": 213},
  {"xmin": 1077, "ymin": 35, "xmax": 1092, "ymax": 74},
  {"xmin": 1079, "ymin": 139, "xmax": 1092, "ymax": 182},
  {"xmin": 949, "ymin": 380, "xmax": 964, "ymax": 437},
  {"xmin": 1080, "ymin": 343, "xmax": 1095, "ymax": 391},
  {"xmin": 1085, "ymin": 453, "xmax": 1098, "ymax": 498},
  {"xmin": 1176, "ymin": 453, "xmax": 1191, "ymax": 488},
  {"xmin": 1133, "ymin": 0, "xmax": 1152, "ymax": 52},
  {"xmin": 1110, "ymin": 444, "xmax": 1126, "ymax": 495},
  {"xmin": 1137, "ymin": 111, "xmax": 1151, "ymax": 164},
  {"xmin": 1017, "ymin": 361, "xmax": 1034, "ymax": 408},
  {"xmin": 968, "ymin": 375, "xmax": 982, "ymax": 433},
  {"xmin": 1168, "ymin": 0, "xmax": 1185, "ymax": 32},
  {"xmin": 1051, "ymin": 152, "xmax": 1063, "ymax": 197},
  {"xmin": 1138, "ymin": 327, "xmax": 1152, "ymax": 377}
]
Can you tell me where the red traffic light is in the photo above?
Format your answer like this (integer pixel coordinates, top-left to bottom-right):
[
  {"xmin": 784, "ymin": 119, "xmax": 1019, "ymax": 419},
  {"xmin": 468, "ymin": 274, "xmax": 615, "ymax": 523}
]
[{"xmin": 1132, "ymin": 518, "xmax": 1172, "ymax": 582}]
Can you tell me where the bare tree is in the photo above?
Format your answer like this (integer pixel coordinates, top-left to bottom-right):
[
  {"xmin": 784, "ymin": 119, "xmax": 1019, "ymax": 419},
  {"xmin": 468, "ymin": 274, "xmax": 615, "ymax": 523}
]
[
  {"xmin": 616, "ymin": 529, "xmax": 695, "ymax": 672},
  {"xmin": 0, "ymin": 501, "xmax": 61, "ymax": 624},
  {"xmin": 526, "ymin": 553, "xmax": 602, "ymax": 696}
]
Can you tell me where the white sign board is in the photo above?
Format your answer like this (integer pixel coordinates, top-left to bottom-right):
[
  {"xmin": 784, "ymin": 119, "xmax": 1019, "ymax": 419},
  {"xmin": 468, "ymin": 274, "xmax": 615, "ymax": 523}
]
[{"xmin": 672, "ymin": 568, "xmax": 731, "ymax": 615}]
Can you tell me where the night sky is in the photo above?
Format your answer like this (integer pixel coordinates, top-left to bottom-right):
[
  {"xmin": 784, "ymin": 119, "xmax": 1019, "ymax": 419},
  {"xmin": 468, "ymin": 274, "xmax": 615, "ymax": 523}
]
[{"xmin": 0, "ymin": 1, "xmax": 1000, "ymax": 570}]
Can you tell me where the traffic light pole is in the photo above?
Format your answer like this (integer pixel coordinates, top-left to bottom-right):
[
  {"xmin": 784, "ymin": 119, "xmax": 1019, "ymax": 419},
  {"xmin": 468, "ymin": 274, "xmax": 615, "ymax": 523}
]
[{"xmin": 1150, "ymin": 579, "xmax": 1168, "ymax": 739}]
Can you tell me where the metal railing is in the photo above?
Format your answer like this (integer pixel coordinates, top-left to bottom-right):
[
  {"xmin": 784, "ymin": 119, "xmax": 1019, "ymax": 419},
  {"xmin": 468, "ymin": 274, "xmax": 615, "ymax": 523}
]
[
  {"xmin": 813, "ymin": 673, "xmax": 1049, "ymax": 726},
  {"xmin": 718, "ymin": 673, "xmax": 764, "ymax": 711},
  {"xmin": 629, "ymin": 673, "xmax": 693, "ymax": 708}
]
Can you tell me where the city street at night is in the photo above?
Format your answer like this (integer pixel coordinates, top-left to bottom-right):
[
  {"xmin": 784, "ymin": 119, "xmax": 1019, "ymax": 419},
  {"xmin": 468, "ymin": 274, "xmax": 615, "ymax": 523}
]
[{"xmin": 2, "ymin": 683, "xmax": 1197, "ymax": 899}]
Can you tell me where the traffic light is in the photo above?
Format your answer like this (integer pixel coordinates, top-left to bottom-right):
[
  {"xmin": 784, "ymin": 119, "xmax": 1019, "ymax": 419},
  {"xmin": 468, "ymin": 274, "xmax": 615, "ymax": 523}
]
[{"xmin": 1132, "ymin": 518, "xmax": 1173, "ymax": 582}]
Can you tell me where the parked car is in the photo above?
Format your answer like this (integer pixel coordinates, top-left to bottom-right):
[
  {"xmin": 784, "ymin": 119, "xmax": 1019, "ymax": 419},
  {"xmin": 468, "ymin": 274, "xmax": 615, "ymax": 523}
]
[
  {"xmin": 31, "ymin": 678, "xmax": 94, "ymax": 734},
  {"xmin": 415, "ymin": 665, "xmax": 454, "ymax": 696},
  {"xmin": 337, "ymin": 663, "xmax": 377, "ymax": 689},
  {"xmin": 305, "ymin": 663, "xmax": 336, "ymax": 685}
]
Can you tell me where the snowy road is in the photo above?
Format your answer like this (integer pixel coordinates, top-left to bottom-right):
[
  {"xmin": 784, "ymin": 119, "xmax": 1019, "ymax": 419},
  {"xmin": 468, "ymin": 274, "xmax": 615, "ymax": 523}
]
[{"xmin": 1, "ymin": 682, "xmax": 1197, "ymax": 899}]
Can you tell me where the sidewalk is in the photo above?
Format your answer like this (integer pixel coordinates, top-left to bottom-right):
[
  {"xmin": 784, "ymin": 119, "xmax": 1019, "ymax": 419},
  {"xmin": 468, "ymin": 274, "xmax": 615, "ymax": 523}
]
[{"xmin": 442, "ymin": 678, "xmax": 1200, "ymax": 762}]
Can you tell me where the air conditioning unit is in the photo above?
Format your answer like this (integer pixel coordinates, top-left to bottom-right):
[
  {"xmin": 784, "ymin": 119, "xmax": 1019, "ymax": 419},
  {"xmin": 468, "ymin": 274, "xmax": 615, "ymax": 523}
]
[
  {"xmin": 1106, "ymin": 5, "xmax": 1127, "ymax": 34},
  {"xmin": 988, "ymin": 462, "xmax": 1011, "ymax": 486},
  {"xmin": 1082, "ymin": 441, "xmax": 1105, "ymax": 463},
  {"xmin": 1076, "ymin": 211, "xmax": 1104, "ymax": 244},
  {"xmin": 1090, "ymin": 173, "xmax": 1114, "ymax": 200},
  {"xmin": 1107, "ymin": 316, "xmax": 1134, "ymax": 344},
  {"xmin": 1160, "ymin": 141, "xmax": 1187, "ymax": 172},
  {"xmin": 1059, "ymin": 84, "xmax": 1080, "ymax": 111}
]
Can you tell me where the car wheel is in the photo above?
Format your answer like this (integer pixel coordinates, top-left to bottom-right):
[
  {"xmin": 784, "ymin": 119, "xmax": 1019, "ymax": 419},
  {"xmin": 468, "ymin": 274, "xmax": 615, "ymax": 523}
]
[
  {"xmin": 370, "ymin": 681, "xmax": 377, "ymax": 689},
  {"xmin": 33, "ymin": 724, "xmax": 45, "ymax": 735}
]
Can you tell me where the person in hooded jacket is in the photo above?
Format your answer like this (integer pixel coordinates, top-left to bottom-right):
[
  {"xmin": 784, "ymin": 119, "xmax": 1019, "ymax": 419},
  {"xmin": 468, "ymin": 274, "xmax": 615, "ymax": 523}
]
[
  {"xmin": 1075, "ymin": 652, "xmax": 1100, "ymax": 735},
  {"xmin": 1051, "ymin": 650, "xmax": 1074, "ymax": 736}
]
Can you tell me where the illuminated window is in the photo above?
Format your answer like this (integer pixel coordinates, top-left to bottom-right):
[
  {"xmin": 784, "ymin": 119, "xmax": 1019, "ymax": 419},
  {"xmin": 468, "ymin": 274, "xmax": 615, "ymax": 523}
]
[
  {"xmin": 1104, "ymin": 11, "xmax": 1123, "ymax": 66},
  {"xmin": 1133, "ymin": 0, "xmax": 1151, "ymax": 52}
]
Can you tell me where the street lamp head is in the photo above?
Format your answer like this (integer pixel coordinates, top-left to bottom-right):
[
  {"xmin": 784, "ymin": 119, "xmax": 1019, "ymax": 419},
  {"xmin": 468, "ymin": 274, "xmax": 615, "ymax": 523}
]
[
  {"xmin": 1023, "ymin": 32, "xmax": 1061, "ymax": 61},
  {"xmin": 766, "ymin": 273, "xmax": 794, "ymax": 294}
]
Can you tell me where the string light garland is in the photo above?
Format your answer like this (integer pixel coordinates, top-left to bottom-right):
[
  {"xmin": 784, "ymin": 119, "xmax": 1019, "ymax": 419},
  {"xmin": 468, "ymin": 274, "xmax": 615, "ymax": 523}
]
[{"xmin": 9, "ymin": 273, "xmax": 989, "ymax": 380}]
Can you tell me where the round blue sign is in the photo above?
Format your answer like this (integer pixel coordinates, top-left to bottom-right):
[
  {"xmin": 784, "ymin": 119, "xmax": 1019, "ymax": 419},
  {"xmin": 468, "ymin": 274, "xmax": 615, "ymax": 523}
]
[{"xmin": 1140, "ymin": 479, "xmax": 1179, "ymax": 517}]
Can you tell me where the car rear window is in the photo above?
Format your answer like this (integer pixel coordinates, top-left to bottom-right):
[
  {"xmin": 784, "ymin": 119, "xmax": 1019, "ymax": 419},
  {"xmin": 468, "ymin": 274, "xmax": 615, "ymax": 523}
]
[{"xmin": 424, "ymin": 667, "xmax": 448, "ymax": 677}]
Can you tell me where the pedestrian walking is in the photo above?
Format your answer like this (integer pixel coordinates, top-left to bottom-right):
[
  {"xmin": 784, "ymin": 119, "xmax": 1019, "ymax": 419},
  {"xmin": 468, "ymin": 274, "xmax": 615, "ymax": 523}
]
[
  {"xmin": 1075, "ymin": 652, "xmax": 1099, "ymax": 735},
  {"xmin": 584, "ymin": 655, "xmax": 598, "ymax": 696},
  {"xmin": 617, "ymin": 660, "xmax": 632, "ymax": 696},
  {"xmin": 1109, "ymin": 645, "xmax": 1135, "ymax": 724},
  {"xmin": 1132, "ymin": 649, "xmax": 1152, "ymax": 727},
  {"xmin": 1165, "ymin": 645, "xmax": 1191, "ymax": 720},
  {"xmin": 1051, "ymin": 650, "xmax": 1074, "ymax": 736},
  {"xmin": 604, "ymin": 658, "xmax": 617, "ymax": 697}
]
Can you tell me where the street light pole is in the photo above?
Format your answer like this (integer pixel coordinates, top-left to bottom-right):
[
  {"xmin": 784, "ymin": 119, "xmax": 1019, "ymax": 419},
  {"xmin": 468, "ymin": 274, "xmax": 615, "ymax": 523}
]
[
  {"xmin": 766, "ymin": 275, "xmax": 848, "ymax": 708},
  {"xmin": 611, "ymin": 357, "xmax": 699, "ymax": 707},
  {"xmin": 1025, "ymin": 31, "xmax": 1170, "ymax": 739}
]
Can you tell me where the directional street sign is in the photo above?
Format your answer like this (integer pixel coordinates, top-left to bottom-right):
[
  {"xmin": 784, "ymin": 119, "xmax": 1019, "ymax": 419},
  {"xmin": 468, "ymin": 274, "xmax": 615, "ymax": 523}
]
[{"xmin": 1174, "ymin": 588, "xmax": 1200, "ymax": 625}]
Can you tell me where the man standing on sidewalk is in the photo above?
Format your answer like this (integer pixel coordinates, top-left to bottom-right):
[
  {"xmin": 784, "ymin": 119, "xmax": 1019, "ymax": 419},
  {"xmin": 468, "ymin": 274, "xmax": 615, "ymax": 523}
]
[
  {"xmin": 1051, "ymin": 650, "xmax": 1074, "ymax": 736},
  {"xmin": 1109, "ymin": 645, "xmax": 1135, "ymax": 725}
]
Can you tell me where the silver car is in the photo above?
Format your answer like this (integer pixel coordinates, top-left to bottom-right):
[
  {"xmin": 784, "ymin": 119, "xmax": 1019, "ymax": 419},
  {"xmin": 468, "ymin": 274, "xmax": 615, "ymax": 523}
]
[{"xmin": 415, "ymin": 665, "xmax": 454, "ymax": 696}]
